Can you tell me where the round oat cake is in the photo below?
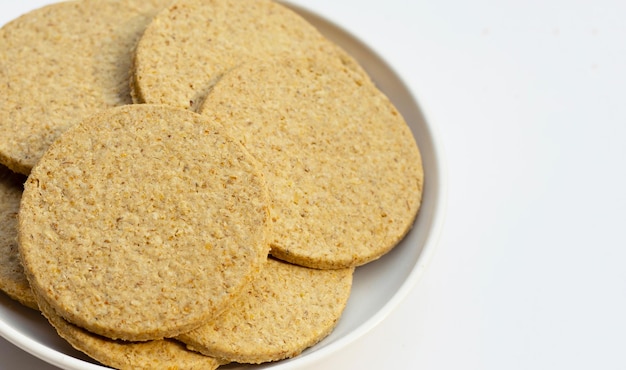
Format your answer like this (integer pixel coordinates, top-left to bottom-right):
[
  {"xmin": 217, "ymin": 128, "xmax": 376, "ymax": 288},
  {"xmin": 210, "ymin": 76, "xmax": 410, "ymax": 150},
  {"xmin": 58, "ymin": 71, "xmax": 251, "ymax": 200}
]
[
  {"xmin": 0, "ymin": 165, "xmax": 36, "ymax": 309},
  {"xmin": 34, "ymin": 292, "xmax": 223, "ymax": 370},
  {"xmin": 0, "ymin": 0, "xmax": 172, "ymax": 175},
  {"xmin": 178, "ymin": 258, "xmax": 354, "ymax": 364},
  {"xmin": 18, "ymin": 104, "xmax": 270, "ymax": 341},
  {"xmin": 199, "ymin": 58, "xmax": 424, "ymax": 269},
  {"xmin": 131, "ymin": 0, "xmax": 366, "ymax": 112}
]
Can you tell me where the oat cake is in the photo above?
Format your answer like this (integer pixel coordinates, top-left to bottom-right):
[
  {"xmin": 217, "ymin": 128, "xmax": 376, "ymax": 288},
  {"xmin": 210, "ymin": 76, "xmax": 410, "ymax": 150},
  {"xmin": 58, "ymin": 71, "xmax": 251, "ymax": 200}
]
[{"xmin": 18, "ymin": 104, "xmax": 271, "ymax": 341}]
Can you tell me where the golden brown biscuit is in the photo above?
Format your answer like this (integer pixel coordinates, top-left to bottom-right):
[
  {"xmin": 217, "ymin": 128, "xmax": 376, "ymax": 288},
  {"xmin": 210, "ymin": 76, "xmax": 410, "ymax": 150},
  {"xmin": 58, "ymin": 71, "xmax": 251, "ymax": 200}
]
[
  {"xmin": 178, "ymin": 258, "xmax": 354, "ymax": 364},
  {"xmin": 0, "ymin": 165, "xmax": 36, "ymax": 309},
  {"xmin": 0, "ymin": 0, "xmax": 171, "ymax": 175},
  {"xmin": 199, "ymin": 58, "xmax": 423, "ymax": 269},
  {"xmin": 131, "ymin": 0, "xmax": 367, "ymax": 111},
  {"xmin": 34, "ymin": 292, "xmax": 223, "ymax": 370},
  {"xmin": 19, "ymin": 104, "xmax": 270, "ymax": 341}
]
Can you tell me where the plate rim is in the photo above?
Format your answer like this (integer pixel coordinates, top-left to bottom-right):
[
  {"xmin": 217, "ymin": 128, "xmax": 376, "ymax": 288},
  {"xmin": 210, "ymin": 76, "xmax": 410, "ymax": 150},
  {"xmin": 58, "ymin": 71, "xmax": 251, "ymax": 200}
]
[{"xmin": 0, "ymin": 2, "xmax": 448, "ymax": 369}]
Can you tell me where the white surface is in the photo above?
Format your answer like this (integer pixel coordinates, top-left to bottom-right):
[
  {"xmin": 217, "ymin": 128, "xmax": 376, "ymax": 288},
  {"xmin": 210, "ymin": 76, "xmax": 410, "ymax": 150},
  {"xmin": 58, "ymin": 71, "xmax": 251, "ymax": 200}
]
[{"xmin": 2, "ymin": 0, "xmax": 626, "ymax": 369}]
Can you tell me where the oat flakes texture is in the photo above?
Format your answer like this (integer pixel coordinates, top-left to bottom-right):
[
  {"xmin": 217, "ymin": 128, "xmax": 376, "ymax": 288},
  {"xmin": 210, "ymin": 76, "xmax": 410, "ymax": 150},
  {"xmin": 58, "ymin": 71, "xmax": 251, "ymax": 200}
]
[
  {"xmin": 200, "ymin": 58, "xmax": 424, "ymax": 269},
  {"xmin": 0, "ymin": 165, "xmax": 36, "ymax": 309},
  {"xmin": 131, "ymin": 0, "xmax": 366, "ymax": 111},
  {"xmin": 0, "ymin": 0, "xmax": 172, "ymax": 175},
  {"xmin": 178, "ymin": 258, "xmax": 354, "ymax": 364},
  {"xmin": 34, "ymin": 293, "xmax": 222, "ymax": 370},
  {"xmin": 18, "ymin": 104, "xmax": 270, "ymax": 341}
]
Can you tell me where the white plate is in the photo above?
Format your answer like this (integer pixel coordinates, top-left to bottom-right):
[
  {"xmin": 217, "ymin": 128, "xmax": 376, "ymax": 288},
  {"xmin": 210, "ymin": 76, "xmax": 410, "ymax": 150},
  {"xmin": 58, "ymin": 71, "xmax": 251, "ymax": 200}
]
[{"xmin": 0, "ymin": 2, "xmax": 446, "ymax": 369}]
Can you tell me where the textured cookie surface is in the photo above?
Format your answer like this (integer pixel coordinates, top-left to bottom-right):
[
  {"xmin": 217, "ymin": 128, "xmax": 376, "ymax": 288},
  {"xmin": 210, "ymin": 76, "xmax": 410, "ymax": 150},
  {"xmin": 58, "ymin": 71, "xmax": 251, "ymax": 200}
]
[
  {"xmin": 19, "ymin": 104, "xmax": 270, "ymax": 341},
  {"xmin": 0, "ymin": 0, "xmax": 171, "ymax": 175},
  {"xmin": 0, "ymin": 165, "xmax": 36, "ymax": 309},
  {"xmin": 34, "ymin": 292, "xmax": 222, "ymax": 370},
  {"xmin": 199, "ymin": 58, "xmax": 423, "ymax": 269},
  {"xmin": 178, "ymin": 258, "xmax": 354, "ymax": 364},
  {"xmin": 131, "ymin": 0, "xmax": 365, "ymax": 111}
]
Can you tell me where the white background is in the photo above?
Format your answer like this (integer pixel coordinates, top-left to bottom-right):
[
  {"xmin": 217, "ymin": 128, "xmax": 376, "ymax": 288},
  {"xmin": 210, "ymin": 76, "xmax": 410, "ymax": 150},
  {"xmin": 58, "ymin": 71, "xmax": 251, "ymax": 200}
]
[{"xmin": 2, "ymin": 0, "xmax": 626, "ymax": 369}]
